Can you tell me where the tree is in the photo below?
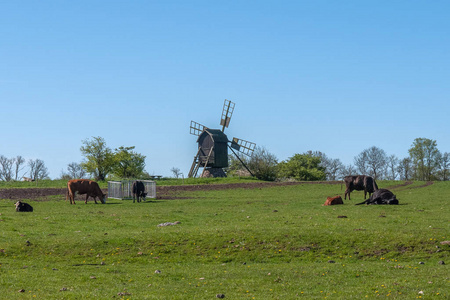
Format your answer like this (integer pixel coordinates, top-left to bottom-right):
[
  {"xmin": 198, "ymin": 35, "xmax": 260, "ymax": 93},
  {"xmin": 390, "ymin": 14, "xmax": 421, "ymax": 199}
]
[
  {"xmin": 408, "ymin": 138, "xmax": 440, "ymax": 181},
  {"xmin": 341, "ymin": 164, "xmax": 356, "ymax": 177},
  {"xmin": 228, "ymin": 146, "xmax": 278, "ymax": 181},
  {"xmin": 354, "ymin": 146, "xmax": 387, "ymax": 180},
  {"xmin": 277, "ymin": 152, "xmax": 326, "ymax": 181},
  {"xmin": 386, "ymin": 154, "xmax": 399, "ymax": 180},
  {"xmin": 436, "ymin": 152, "xmax": 450, "ymax": 181},
  {"xmin": 315, "ymin": 152, "xmax": 344, "ymax": 181},
  {"xmin": 28, "ymin": 159, "xmax": 49, "ymax": 180},
  {"xmin": 67, "ymin": 162, "xmax": 86, "ymax": 179},
  {"xmin": 354, "ymin": 151, "xmax": 368, "ymax": 175},
  {"xmin": 171, "ymin": 167, "xmax": 182, "ymax": 178},
  {"xmin": 112, "ymin": 146, "xmax": 146, "ymax": 179},
  {"xmin": 247, "ymin": 147, "xmax": 278, "ymax": 181},
  {"xmin": 14, "ymin": 155, "xmax": 26, "ymax": 181},
  {"xmin": 0, "ymin": 155, "xmax": 14, "ymax": 181},
  {"xmin": 80, "ymin": 136, "xmax": 115, "ymax": 181},
  {"xmin": 397, "ymin": 157, "xmax": 413, "ymax": 181}
]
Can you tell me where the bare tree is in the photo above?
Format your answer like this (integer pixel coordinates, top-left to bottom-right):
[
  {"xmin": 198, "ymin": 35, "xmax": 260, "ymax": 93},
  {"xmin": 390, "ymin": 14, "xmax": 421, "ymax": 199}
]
[
  {"xmin": 341, "ymin": 164, "xmax": 356, "ymax": 177},
  {"xmin": 67, "ymin": 162, "xmax": 86, "ymax": 179},
  {"xmin": 171, "ymin": 167, "xmax": 181, "ymax": 178},
  {"xmin": 0, "ymin": 155, "xmax": 14, "ymax": 181},
  {"xmin": 354, "ymin": 146, "xmax": 387, "ymax": 179},
  {"xmin": 316, "ymin": 152, "xmax": 344, "ymax": 181},
  {"xmin": 14, "ymin": 155, "xmax": 26, "ymax": 181},
  {"xmin": 437, "ymin": 152, "xmax": 450, "ymax": 181},
  {"xmin": 386, "ymin": 154, "xmax": 399, "ymax": 180},
  {"xmin": 354, "ymin": 151, "xmax": 368, "ymax": 175},
  {"xmin": 397, "ymin": 157, "xmax": 413, "ymax": 181},
  {"xmin": 28, "ymin": 159, "xmax": 49, "ymax": 180}
]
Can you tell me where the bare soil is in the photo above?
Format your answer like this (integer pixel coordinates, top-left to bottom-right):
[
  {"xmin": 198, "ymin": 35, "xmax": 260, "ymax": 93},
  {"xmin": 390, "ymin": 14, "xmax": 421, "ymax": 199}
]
[
  {"xmin": 0, "ymin": 181, "xmax": 340, "ymax": 201},
  {"xmin": 0, "ymin": 180, "xmax": 433, "ymax": 201}
]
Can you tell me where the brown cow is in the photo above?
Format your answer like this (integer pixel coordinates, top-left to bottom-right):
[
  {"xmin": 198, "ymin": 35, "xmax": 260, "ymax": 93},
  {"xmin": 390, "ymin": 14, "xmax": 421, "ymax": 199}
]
[
  {"xmin": 343, "ymin": 175, "xmax": 378, "ymax": 200},
  {"xmin": 323, "ymin": 195, "xmax": 344, "ymax": 206},
  {"xmin": 66, "ymin": 179, "xmax": 106, "ymax": 204}
]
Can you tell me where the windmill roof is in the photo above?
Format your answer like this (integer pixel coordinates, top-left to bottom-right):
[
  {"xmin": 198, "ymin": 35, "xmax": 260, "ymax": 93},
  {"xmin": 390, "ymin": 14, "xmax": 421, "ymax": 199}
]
[{"xmin": 198, "ymin": 129, "xmax": 229, "ymax": 143}]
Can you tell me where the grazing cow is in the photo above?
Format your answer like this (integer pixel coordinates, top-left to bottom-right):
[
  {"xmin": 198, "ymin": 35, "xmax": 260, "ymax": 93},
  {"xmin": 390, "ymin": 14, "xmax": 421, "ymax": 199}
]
[
  {"xmin": 66, "ymin": 179, "xmax": 106, "ymax": 204},
  {"xmin": 323, "ymin": 195, "xmax": 344, "ymax": 206},
  {"xmin": 343, "ymin": 175, "xmax": 378, "ymax": 200},
  {"xmin": 132, "ymin": 181, "xmax": 147, "ymax": 203},
  {"xmin": 356, "ymin": 189, "xmax": 399, "ymax": 205},
  {"xmin": 15, "ymin": 201, "xmax": 33, "ymax": 212}
]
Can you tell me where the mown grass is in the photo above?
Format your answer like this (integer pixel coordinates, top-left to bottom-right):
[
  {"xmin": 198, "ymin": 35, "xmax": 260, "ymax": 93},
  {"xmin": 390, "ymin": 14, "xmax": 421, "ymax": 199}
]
[{"xmin": 0, "ymin": 180, "xmax": 448, "ymax": 299}]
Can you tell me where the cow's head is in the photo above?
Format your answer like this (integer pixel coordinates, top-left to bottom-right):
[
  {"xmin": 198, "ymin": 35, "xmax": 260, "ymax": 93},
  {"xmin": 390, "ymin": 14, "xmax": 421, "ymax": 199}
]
[
  {"xmin": 143, "ymin": 192, "xmax": 148, "ymax": 201},
  {"xmin": 101, "ymin": 194, "xmax": 107, "ymax": 204}
]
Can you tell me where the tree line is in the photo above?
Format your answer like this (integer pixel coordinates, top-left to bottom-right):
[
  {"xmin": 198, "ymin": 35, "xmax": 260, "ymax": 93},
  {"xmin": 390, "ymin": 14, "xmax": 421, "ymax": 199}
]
[
  {"xmin": 0, "ymin": 156, "xmax": 49, "ymax": 181},
  {"xmin": 228, "ymin": 137, "xmax": 449, "ymax": 182},
  {"xmin": 0, "ymin": 137, "xmax": 147, "ymax": 182},
  {"xmin": 0, "ymin": 136, "xmax": 447, "ymax": 182}
]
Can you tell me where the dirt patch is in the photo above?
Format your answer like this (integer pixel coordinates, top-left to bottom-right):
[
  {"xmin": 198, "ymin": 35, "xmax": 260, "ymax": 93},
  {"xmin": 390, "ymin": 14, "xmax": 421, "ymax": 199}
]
[
  {"xmin": 0, "ymin": 180, "xmax": 433, "ymax": 201},
  {"xmin": 0, "ymin": 181, "xmax": 340, "ymax": 201}
]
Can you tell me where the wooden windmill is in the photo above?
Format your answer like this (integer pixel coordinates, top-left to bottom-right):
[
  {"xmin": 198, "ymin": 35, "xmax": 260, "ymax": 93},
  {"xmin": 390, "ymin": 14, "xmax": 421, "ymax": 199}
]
[{"xmin": 188, "ymin": 99, "xmax": 256, "ymax": 178}]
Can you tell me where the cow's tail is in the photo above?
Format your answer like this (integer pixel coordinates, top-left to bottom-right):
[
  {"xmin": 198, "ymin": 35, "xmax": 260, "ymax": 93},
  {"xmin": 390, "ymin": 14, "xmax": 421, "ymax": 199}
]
[
  {"xmin": 355, "ymin": 200, "xmax": 367, "ymax": 205},
  {"xmin": 373, "ymin": 180, "xmax": 379, "ymax": 191}
]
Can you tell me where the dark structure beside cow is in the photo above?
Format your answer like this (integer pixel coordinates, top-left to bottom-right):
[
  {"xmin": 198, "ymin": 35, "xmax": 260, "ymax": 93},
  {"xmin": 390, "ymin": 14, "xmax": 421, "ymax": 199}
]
[
  {"xmin": 66, "ymin": 179, "xmax": 106, "ymax": 204},
  {"xmin": 356, "ymin": 189, "xmax": 399, "ymax": 205},
  {"xmin": 15, "ymin": 201, "xmax": 33, "ymax": 212},
  {"xmin": 132, "ymin": 180, "xmax": 147, "ymax": 203},
  {"xmin": 343, "ymin": 175, "xmax": 378, "ymax": 200}
]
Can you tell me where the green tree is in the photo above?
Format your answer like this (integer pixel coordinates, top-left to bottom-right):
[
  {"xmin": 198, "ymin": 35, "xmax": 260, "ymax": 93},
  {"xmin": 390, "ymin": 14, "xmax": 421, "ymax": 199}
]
[
  {"xmin": 408, "ymin": 138, "xmax": 440, "ymax": 181},
  {"xmin": 277, "ymin": 153, "xmax": 326, "ymax": 181},
  {"xmin": 80, "ymin": 136, "xmax": 115, "ymax": 181},
  {"xmin": 248, "ymin": 147, "xmax": 278, "ymax": 181},
  {"xmin": 228, "ymin": 146, "xmax": 278, "ymax": 181},
  {"xmin": 112, "ymin": 146, "xmax": 146, "ymax": 178}
]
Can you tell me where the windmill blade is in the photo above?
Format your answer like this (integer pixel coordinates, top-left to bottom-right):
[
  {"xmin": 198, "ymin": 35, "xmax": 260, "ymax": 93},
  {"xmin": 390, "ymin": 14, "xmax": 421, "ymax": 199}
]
[
  {"xmin": 220, "ymin": 99, "xmax": 235, "ymax": 131},
  {"xmin": 190, "ymin": 121, "xmax": 208, "ymax": 136},
  {"xmin": 230, "ymin": 137, "xmax": 256, "ymax": 156}
]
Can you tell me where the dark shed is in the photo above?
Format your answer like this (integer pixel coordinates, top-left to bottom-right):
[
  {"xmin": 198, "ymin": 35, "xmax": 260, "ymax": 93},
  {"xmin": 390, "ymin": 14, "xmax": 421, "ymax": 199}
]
[{"xmin": 197, "ymin": 129, "xmax": 229, "ymax": 168}]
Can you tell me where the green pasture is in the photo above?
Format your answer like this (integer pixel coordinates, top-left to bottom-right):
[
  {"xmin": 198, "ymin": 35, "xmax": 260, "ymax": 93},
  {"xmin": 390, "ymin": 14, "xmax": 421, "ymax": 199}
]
[{"xmin": 0, "ymin": 180, "xmax": 448, "ymax": 299}]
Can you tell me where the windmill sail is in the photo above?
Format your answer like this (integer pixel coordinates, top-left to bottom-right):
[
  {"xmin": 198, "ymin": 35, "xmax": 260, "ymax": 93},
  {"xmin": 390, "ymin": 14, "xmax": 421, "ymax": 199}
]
[
  {"xmin": 190, "ymin": 121, "xmax": 208, "ymax": 136},
  {"xmin": 220, "ymin": 99, "xmax": 235, "ymax": 131},
  {"xmin": 231, "ymin": 137, "xmax": 256, "ymax": 156}
]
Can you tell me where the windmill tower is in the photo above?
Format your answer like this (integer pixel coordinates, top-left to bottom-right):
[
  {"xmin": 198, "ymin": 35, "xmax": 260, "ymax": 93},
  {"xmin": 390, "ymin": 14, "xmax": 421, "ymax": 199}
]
[{"xmin": 188, "ymin": 100, "xmax": 256, "ymax": 178}]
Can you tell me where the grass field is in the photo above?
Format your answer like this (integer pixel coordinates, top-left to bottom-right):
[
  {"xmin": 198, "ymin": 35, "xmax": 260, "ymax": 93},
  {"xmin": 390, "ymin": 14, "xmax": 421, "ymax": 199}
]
[{"xmin": 0, "ymin": 179, "xmax": 448, "ymax": 299}]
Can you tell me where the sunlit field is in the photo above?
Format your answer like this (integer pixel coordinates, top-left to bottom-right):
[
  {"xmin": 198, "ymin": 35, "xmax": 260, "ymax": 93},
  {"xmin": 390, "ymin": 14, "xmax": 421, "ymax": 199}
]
[{"xmin": 0, "ymin": 179, "xmax": 448, "ymax": 299}]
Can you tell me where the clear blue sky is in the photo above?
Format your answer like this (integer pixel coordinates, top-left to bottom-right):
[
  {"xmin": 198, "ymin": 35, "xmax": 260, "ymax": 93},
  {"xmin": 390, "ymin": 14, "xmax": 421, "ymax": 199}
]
[{"xmin": 1, "ymin": 1, "xmax": 449, "ymax": 179}]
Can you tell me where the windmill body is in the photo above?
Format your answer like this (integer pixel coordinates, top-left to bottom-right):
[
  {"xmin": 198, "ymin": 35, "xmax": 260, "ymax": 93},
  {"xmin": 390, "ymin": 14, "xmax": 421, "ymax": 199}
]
[{"xmin": 188, "ymin": 100, "xmax": 256, "ymax": 178}]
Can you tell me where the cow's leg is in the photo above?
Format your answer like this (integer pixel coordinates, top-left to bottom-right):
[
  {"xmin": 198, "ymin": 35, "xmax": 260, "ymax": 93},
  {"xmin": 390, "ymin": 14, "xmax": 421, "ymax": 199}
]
[
  {"xmin": 345, "ymin": 189, "xmax": 351, "ymax": 200},
  {"xmin": 85, "ymin": 195, "xmax": 89, "ymax": 204},
  {"xmin": 69, "ymin": 193, "xmax": 75, "ymax": 204},
  {"xmin": 133, "ymin": 194, "xmax": 135, "ymax": 203}
]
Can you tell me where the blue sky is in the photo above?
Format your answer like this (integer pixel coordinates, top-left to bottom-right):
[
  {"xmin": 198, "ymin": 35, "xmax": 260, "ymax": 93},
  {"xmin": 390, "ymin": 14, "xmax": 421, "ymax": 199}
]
[{"xmin": 1, "ymin": 1, "xmax": 449, "ymax": 179}]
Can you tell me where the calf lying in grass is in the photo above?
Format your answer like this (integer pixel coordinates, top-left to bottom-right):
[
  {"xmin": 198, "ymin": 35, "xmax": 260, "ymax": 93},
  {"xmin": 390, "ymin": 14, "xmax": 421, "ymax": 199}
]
[{"xmin": 15, "ymin": 201, "xmax": 33, "ymax": 212}]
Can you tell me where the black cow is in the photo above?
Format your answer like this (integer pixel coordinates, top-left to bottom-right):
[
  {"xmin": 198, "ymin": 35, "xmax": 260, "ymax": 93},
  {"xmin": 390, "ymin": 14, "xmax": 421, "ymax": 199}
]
[
  {"xmin": 343, "ymin": 175, "xmax": 378, "ymax": 200},
  {"xmin": 15, "ymin": 201, "xmax": 33, "ymax": 212},
  {"xmin": 132, "ymin": 181, "xmax": 147, "ymax": 203},
  {"xmin": 356, "ymin": 189, "xmax": 398, "ymax": 205}
]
